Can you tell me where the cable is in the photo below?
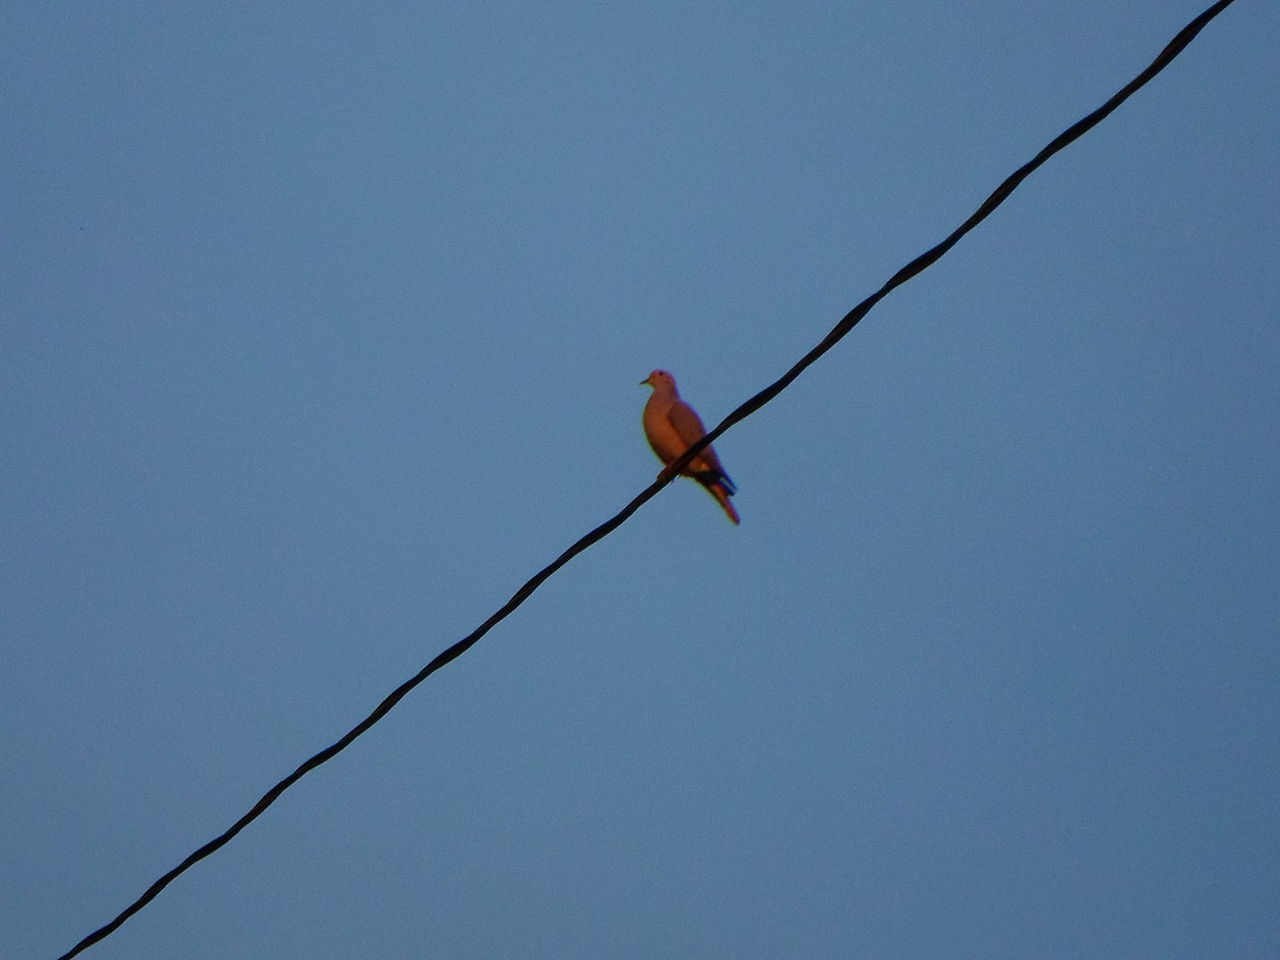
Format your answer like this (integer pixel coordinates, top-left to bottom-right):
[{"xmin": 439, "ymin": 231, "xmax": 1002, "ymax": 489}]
[{"xmin": 53, "ymin": 2, "xmax": 1238, "ymax": 956}]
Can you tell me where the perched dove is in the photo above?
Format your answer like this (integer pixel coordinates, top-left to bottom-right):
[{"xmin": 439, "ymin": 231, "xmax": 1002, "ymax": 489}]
[{"xmin": 641, "ymin": 369, "xmax": 740, "ymax": 525}]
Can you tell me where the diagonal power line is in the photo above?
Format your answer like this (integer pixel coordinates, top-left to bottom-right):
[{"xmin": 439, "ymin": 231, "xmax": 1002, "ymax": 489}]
[{"xmin": 54, "ymin": 2, "xmax": 1237, "ymax": 957}]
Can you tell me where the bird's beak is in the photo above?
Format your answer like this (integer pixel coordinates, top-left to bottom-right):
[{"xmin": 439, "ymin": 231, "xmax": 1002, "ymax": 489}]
[{"xmin": 639, "ymin": 375, "xmax": 651, "ymax": 386}]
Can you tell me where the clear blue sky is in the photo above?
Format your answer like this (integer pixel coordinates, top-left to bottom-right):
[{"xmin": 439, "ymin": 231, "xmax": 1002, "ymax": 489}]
[{"xmin": 5, "ymin": 3, "xmax": 1277, "ymax": 958}]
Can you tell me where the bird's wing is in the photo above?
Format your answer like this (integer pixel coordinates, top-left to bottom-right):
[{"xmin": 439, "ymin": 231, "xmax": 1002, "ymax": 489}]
[
  {"xmin": 667, "ymin": 399, "xmax": 708, "ymax": 446},
  {"xmin": 668, "ymin": 399, "xmax": 728, "ymax": 476}
]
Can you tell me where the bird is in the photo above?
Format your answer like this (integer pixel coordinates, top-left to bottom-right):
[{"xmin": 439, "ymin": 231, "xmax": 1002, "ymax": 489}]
[{"xmin": 640, "ymin": 369, "xmax": 740, "ymax": 525}]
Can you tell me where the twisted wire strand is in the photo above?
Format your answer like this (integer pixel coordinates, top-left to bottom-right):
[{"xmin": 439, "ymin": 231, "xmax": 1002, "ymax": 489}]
[{"xmin": 54, "ymin": 3, "xmax": 1238, "ymax": 956}]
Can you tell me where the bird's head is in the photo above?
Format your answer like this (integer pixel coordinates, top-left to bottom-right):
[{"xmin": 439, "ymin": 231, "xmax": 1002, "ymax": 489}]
[{"xmin": 641, "ymin": 369, "xmax": 677, "ymax": 391}]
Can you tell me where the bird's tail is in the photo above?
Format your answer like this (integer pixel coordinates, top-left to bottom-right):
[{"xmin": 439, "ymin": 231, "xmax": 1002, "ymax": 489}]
[{"xmin": 708, "ymin": 483, "xmax": 740, "ymax": 525}]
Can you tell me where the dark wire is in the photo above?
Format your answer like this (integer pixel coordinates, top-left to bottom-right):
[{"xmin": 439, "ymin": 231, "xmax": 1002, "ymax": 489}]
[{"xmin": 54, "ymin": 2, "xmax": 1238, "ymax": 957}]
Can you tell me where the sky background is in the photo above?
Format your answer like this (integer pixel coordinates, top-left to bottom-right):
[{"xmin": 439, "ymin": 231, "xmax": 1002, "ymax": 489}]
[{"xmin": 4, "ymin": 2, "xmax": 1278, "ymax": 958}]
